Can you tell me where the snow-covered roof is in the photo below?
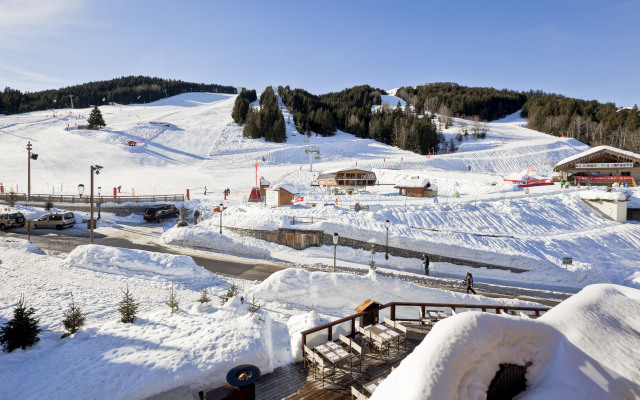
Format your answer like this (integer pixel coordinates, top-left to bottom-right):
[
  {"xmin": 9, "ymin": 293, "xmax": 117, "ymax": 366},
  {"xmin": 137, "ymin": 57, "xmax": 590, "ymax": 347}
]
[
  {"xmin": 394, "ymin": 176, "xmax": 431, "ymax": 188},
  {"xmin": 270, "ymin": 183, "xmax": 298, "ymax": 194},
  {"xmin": 260, "ymin": 180, "xmax": 270, "ymax": 186},
  {"xmin": 555, "ymin": 146, "xmax": 640, "ymax": 170}
]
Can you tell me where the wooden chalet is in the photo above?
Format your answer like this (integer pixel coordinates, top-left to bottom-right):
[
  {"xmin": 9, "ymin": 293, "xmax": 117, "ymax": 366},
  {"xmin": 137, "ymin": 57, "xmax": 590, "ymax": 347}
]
[
  {"xmin": 266, "ymin": 184, "xmax": 298, "ymax": 207},
  {"xmin": 317, "ymin": 168, "xmax": 376, "ymax": 192},
  {"xmin": 394, "ymin": 176, "xmax": 438, "ymax": 198},
  {"xmin": 554, "ymin": 146, "xmax": 640, "ymax": 187}
]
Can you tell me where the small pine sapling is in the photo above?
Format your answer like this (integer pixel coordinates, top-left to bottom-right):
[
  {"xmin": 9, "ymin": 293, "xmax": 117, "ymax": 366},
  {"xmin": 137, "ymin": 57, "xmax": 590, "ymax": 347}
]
[
  {"xmin": 247, "ymin": 296, "xmax": 262, "ymax": 315},
  {"xmin": 219, "ymin": 283, "xmax": 239, "ymax": 305},
  {"xmin": 8, "ymin": 191, "xmax": 16, "ymax": 207},
  {"xmin": 165, "ymin": 282, "xmax": 179, "ymax": 314},
  {"xmin": 0, "ymin": 294, "xmax": 41, "ymax": 352},
  {"xmin": 176, "ymin": 203, "xmax": 188, "ymax": 227},
  {"xmin": 118, "ymin": 284, "xmax": 139, "ymax": 324},
  {"xmin": 44, "ymin": 196, "xmax": 54, "ymax": 211},
  {"xmin": 197, "ymin": 286, "xmax": 211, "ymax": 304},
  {"xmin": 61, "ymin": 292, "xmax": 86, "ymax": 338}
]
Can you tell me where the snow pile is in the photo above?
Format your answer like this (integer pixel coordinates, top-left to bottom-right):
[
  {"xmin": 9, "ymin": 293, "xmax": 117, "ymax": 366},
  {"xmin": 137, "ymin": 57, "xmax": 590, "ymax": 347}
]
[
  {"xmin": 372, "ymin": 284, "xmax": 640, "ymax": 400},
  {"xmin": 64, "ymin": 245, "xmax": 211, "ymax": 278},
  {"xmin": 578, "ymin": 189, "xmax": 627, "ymax": 201},
  {"xmin": 160, "ymin": 222, "xmax": 270, "ymax": 258},
  {"xmin": 0, "ymin": 298, "xmax": 275, "ymax": 400},
  {"xmin": 286, "ymin": 310, "xmax": 337, "ymax": 362},
  {"xmin": 0, "ymin": 237, "xmax": 44, "ymax": 254}
]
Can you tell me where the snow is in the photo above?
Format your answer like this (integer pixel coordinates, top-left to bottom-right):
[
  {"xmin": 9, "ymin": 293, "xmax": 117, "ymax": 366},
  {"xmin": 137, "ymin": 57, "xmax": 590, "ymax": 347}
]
[
  {"xmin": 372, "ymin": 284, "xmax": 640, "ymax": 400},
  {"xmin": 394, "ymin": 175, "xmax": 432, "ymax": 188},
  {"xmin": 555, "ymin": 145, "xmax": 640, "ymax": 168},
  {"xmin": 64, "ymin": 244, "xmax": 211, "ymax": 278},
  {"xmin": 2, "ymin": 91, "xmax": 640, "ymax": 398}
]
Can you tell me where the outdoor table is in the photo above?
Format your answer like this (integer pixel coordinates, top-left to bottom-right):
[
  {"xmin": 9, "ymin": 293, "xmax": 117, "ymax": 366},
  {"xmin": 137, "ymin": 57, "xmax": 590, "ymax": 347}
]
[
  {"xmin": 427, "ymin": 310, "xmax": 448, "ymax": 320},
  {"xmin": 314, "ymin": 341, "xmax": 352, "ymax": 372},
  {"xmin": 365, "ymin": 324, "xmax": 401, "ymax": 357},
  {"xmin": 363, "ymin": 377, "xmax": 385, "ymax": 395}
]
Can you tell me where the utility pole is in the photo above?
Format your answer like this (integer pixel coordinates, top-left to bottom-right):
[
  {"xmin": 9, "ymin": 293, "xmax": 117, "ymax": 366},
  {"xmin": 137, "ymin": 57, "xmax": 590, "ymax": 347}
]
[
  {"xmin": 67, "ymin": 94, "xmax": 75, "ymax": 109},
  {"xmin": 304, "ymin": 146, "xmax": 320, "ymax": 172},
  {"xmin": 27, "ymin": 142, "xmax": 32, "ymax": 202}
]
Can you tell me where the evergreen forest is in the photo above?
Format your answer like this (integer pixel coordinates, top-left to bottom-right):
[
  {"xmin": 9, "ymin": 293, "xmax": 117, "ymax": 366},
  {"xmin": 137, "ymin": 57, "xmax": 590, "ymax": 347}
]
[{"xmin": 0, "ymin": 76, "xmax": 236, "ymax": 115}]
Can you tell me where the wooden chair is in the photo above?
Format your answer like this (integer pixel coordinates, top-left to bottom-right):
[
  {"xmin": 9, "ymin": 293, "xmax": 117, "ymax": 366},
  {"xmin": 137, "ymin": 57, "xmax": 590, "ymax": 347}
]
[
  {"xmin": 346, "ymin": 340, "xmax": 363, "ymax": 374},
  {"xmin": 303, "ymin": 345, "xmax": 315, "ymax": 375},
  {"xmin": 394, "ymin": 322, "xmax": 407, "ymax": 350},
  {"xmin": 351, "ymin": 385, "xmax": 369, "ymax": 400},
  {"xmin": 313, "ymin": 352, "xmax": 335, "ymax": 388},
  {"xmin": 418, "ymin": 309, "xmax": 434, "ymax": 331},
  {"xmin": 383, "ymin": 318, "xmax": 401, "ymax": 352}
]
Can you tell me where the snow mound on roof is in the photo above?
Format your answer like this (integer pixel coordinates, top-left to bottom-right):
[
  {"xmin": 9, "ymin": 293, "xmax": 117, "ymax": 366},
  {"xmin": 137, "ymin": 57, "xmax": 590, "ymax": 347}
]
[
  {"xmin": 371, "ymin": 284, "xmax": 640, "ymax": 400},
  {"xmin": 250, "ymin": 269, "xmax": 541, "ymax": 312},
  {"xmin": 0, "ymin": 237, "xmax": 45, "ymax": 254},
  {"xmin": 555, "ymin": 145, "xmax": 640, "ymax": 167},
  {"xmin": 64, "ymin": 244, "xmax": 210, "ymax": 278},
  {"xmin": 161, "ymin": 222, "xmax": 270, "ymax": 258},
  {"xmin": 578, "ymin": 189, "xmax": 627, "ymax": 201}
]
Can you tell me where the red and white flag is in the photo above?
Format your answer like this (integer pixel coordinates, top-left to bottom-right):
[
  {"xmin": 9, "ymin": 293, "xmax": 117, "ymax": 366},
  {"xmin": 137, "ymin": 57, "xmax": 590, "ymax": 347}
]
[{"xmin": 294, "ymin": 196, "xmax": 304, "ymax": 203}]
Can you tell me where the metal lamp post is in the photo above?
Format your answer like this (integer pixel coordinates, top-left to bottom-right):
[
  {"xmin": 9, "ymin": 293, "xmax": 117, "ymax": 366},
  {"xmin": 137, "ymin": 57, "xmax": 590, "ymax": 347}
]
[
  {"xmin": 385, "ymin": 220, "xmax": 390, "ymax": 260},
  {"xmin": 369, "ymin": 243, "xmax": 376, "ymax": 271},
  {"xmin": 97, "ymin": 186, "xmax": 101, "ymax": 220},
  {"xmin": 332, "ymin": 232, "xmax": 339, "ymax": 272},
  {"xmin": 89, "ymin": 165, "xmax": 103, "ymax": 244},
  {"xmin": 219, "ymin": 203, "xmax": 224, "ymax": 234},
  {"xmin": 78, "ymin": 184, "xmax": 84, "ymax": 198}
]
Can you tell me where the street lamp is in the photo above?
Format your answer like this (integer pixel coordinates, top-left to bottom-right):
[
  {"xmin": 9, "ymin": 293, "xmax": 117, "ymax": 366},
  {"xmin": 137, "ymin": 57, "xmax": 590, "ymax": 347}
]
[
  {"xmin": 97, "ymin": 186, "xmax": 102, "ymax": 220},
  {"xmin": 332, "ymin": 232, "xmax": 339, "ymax": 272},
  {"xmin": 219, "ymin": 203, "xmax": 224, "ymax": 234},
  {"xmin": 385, "ymin": 220, "xmax": 390, "ymax": 260},
  {"xmin": 369, "ymin": 243, "xmax": 376, "ymax": 272},
  {"xmin": 78, "ymin": 184, "xmax": 85, "ymax": 198},
  {"xmin": 26, "ymin": 141, "xmax": 38, "ymax": 206},
  {"xmin": 89, "ymin": 165, "xmax": 103, "ymax": 244}
]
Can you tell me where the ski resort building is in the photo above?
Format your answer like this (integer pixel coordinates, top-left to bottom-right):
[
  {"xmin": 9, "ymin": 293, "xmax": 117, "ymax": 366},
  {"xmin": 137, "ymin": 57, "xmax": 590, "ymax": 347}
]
[
  {"xmin": 394, "ymin": 176, "xmax": 438, "ymax": 198},
  {"xmin": 317, "ymin": 168, "xmax": 376, "ymax": 194},
  {"xmin": 554, "ymin": 146, "xmax": 640, "ymax": 187}
]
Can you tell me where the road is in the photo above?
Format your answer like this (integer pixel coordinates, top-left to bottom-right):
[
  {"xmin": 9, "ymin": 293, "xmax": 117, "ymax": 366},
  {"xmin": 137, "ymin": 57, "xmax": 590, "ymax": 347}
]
[{"xmin": 1, "ymin": 224, "xmax": 566, "ymax": 306}]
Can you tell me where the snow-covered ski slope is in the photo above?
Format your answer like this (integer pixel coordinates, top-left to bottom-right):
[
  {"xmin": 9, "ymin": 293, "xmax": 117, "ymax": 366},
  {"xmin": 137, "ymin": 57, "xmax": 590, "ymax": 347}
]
[
  {"xmin": 3, "ymin": 92, "xmax": 640, "ymax": 290},
  {"xmin": 1, "ymin": 92, "xmax": 586, "ymax": 194}
]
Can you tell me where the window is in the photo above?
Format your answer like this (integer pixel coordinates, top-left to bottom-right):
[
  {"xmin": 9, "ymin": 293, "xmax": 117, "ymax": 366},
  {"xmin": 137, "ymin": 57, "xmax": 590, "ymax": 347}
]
[
  {"xmin": 621, "ymin": 171, "xmax": 631, "ymax": 176},
  {"xmin": 39, "ymin": 215, "xmax": 48, "ymax": 221},
  {"xmin": 64, "ymin": 213, "xmax": 74, "ymax": 218}
]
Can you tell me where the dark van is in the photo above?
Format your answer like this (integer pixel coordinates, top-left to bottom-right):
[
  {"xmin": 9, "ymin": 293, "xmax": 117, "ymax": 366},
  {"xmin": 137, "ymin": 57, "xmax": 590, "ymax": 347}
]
[{"xmin": 143, "ymin": 204, "xmax": 179, "ymax": 223}]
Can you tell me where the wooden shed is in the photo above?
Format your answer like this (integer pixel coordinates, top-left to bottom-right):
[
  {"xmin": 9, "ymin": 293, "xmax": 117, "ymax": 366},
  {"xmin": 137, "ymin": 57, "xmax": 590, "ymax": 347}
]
[
  {"xmin": 355, "ymin": 299, "xmax": 382, "ymax": 327},
  {"xmin": 266, "ymin": 184, "xmax": 297, "ymax": 207},
  {"xmin": 259, "ymin": 179, "xmax": 270, "ymax": 198},
  {"xmin": 394, "ymin": 176, "xmax": 438, "ymax": 198},
  {"xmin": 554, "ymin": 146, "xmax": 640, "ymax": 186}
]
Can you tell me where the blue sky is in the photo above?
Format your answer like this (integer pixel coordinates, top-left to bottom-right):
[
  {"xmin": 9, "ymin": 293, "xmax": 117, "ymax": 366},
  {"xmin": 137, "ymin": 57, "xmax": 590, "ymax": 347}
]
[{"xmin": 1, "ymin": 0, "xmax": 639, "ymax": 106}]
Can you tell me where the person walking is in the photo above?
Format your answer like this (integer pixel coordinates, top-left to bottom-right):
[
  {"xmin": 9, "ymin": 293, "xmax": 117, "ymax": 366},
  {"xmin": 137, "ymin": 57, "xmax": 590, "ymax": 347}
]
[
  {"xmin": 422, "ymin": 254, "xmax": 430, "ymax": 276},
  {"xmin": 465, "ymin": 272, "xmax": 476, "ymax": 294}
]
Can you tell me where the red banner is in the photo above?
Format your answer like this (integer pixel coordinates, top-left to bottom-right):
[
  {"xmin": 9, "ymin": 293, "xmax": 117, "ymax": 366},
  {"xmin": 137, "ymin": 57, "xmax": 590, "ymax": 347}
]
[
  {"xmin": 294, "ymin": 196, "xmax": 304, "ymax": 203},
  {"xmin": 574, "ymin": 176, "xmax": 633, "ymax": 181}
]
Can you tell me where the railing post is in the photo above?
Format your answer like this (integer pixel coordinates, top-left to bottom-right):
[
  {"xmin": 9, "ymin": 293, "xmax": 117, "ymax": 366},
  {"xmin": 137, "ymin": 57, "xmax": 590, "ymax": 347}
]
[
  {"xmin": 481, "ymin": 307, "xmax": 486, "ymax": 312},
  {"xmin": 495, "ymin": 308, "xmax": 500, "ymax": 314},
  {"xmin": 327, "ymin": 327, "xmax": 332, "ymax": 342},
  {"xmin": 421, "ymin": 305, "xmax": 426, "ymax": 319},
  {"xmin": 351, "ymin": 318, "xmax": 356, "ymax": 338},
  {"xmin": 302, "ymin": 333, "xmax": 306, "ymax": 350},
  {"xmin": 391, "ymin": 305, "xmax": 396, "ymax": 321},
  {"xmin": 535, "ymin": 310, "xmax": 540, "ymax": 317}
]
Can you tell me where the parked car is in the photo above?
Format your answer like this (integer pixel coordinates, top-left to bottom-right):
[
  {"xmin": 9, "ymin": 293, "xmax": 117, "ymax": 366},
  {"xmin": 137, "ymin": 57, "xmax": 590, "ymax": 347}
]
[
  {"xmin": 143, "ymin": 204, "xmax": 180, "ymax": 223},
  {"xmin": 0, "ymin": 212, "xmax": 26, "ymax": 229},
  {"xmin": 33, "ymin": 212, "xmax": 76, "ymax": 230}
]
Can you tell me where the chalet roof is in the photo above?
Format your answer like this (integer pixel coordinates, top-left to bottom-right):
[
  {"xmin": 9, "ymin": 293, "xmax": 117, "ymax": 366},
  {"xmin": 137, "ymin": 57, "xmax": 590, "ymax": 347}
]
[
  {"xmin": 394, "ymin": 176, "xmax": 431, "ymax": 189},
  {"xmin": 354, "ymin": 299, "xmax": 382, "ymax": 313},
  {"xmin": 260, "ymin": 180, "xmax": 270, "ymax": 186},
  {"xmin": 554, "ymin": 146, "xmax": 640, "ymax": 171}
]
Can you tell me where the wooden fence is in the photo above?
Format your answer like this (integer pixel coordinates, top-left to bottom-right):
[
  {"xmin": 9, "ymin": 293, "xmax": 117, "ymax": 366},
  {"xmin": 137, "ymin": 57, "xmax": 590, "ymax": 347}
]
[
  {"xmin": 0, "ymin": 193, "xmax": 184, "ymax": 204},
  {"xmin": 300, "ymin": 301, "xmax": 551, "ymax": 350}
]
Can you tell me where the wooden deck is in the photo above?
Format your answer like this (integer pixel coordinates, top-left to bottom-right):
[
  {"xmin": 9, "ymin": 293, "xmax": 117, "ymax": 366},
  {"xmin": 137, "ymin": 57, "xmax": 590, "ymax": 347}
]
[{"xmin": 256, "ymin": 324, "xmax": 429, "ymax": 400}]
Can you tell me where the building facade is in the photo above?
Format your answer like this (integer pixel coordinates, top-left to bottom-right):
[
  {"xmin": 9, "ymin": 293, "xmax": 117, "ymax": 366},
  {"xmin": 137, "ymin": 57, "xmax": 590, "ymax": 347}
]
[{"xmin": 554, "ymin": 146, "xmax": 640, "ymax": 186}]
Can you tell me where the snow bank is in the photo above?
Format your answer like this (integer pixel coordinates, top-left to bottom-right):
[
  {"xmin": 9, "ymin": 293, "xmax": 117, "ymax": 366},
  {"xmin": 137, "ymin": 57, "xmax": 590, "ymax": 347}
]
[
  {"xmin": 0, "ymin": 299, "xmax": 275, "ymax": 400},
  {"xmin": 160, "ymin": 222, "xmax": 270, "ymax": 258},
  {"xmin": 578, "ymin": 189, "xmax": 627, "ymax": 201},
  {"xmin": 0, "ymin": 237, "xmax": 44, "ymax": 254},
  {"xmin": 251, "ymin": 269, "xmax": 541, "ymax": 313},
  {"xmin": 372, "ymin": 284, "xmax": 640, "ymax": 400},
  {"xmin": 64, "ymin": 245, "xmax": 210, "ymax": 278}
]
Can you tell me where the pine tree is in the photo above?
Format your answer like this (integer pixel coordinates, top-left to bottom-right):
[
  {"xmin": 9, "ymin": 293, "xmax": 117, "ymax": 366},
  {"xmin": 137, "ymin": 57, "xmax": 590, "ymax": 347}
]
[
  {"xmin": 61, "ymin": 292, "xmax": 86, "ymax": 338},
  {"xmin": 44, "ymin": 196, "xmax": 54, "ymax": 211},
  {"xmin": 176, "ymin": 203, "xmax": 188, "ymax": 227},
  {"xmin": 197, "ymin": 286, "xmax": 211, "ymax": 304},
  {"xmin": 0, "ymin": 295, "xmax": 41, "ymax": 352},
  {"xmin": 118, "ymin": 284, "xmax": 139, "ymax": 324},
  {"xmin": 219, "ymin": 284, "xmax": 240, "ymax": 305},
  {"xmin": 87, "ymin": 106, "xmax": 106, "ymax": 129},
  {"xmin": 165, "ymin": 282, "xmax": 179, "ymax": 314}
]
